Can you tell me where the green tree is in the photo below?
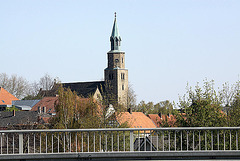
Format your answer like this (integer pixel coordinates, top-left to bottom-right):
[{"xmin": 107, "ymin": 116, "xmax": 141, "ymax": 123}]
[
  {"xmin": 175, "ymin": 80, "xmax": 227, "ymax": 127},
  {"xmin": 228, "ymin": 95, "xmax": 240, "ymax": 126},
  {"xmin": 50, "ymin": 85, "xmax": 102, "ymax": 129}
]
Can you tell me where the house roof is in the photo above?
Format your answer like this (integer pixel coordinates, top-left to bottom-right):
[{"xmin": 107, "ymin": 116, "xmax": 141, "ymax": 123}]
[
  {"xmin": 39, "ymin": 81, "xmax": 105, "ymax": 98},
  {"xmin": 147, "ymin": 114, "xmax": 177, "ymax": 127},
  {"xmin": 0, "ymin": 111, "xmax": 39, "ymax": 127},
  {"xmin": 116, "ymin": 112, "xmax": 156, "ymax": 128},
  {"xmin": 0, "ymin": 87, "xmax": 19, "ymax": 105},
  {"xmin": 31, "ymin": 97, "xmax": 58, "ymax": 114},
  {"xmin": 12, "ymin": 100, "xmax": 40, "ymax": 110},
  {"xmin": 147, "ymin": 114, "xmax": 161, "ymax": 127}
]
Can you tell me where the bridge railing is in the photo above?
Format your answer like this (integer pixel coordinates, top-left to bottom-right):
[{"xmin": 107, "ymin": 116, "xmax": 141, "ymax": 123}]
[{"xmin": 0, "ymin": 127, "xmax": 239, "ymax": 154}]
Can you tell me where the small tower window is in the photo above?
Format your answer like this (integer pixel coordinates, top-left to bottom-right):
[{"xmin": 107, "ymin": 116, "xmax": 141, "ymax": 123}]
[
  {"xmin": 109, "ymin": 74, "xmax": 114, "ymax": 80},
  {"xmin": 122, "ymin": 57, "xmax": 124, "ymax": 64},
  {"xmin": 122, "ymin": 85, "xmax": 124, "ymax": 90},
  {"xmin": 121, "ymin": 73, "xmax": 125, "ymax": 80}
]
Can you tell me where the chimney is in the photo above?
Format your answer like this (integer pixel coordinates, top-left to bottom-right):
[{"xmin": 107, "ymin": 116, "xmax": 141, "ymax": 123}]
[
  {"xmin": 127, "ymin": 107, "xmax": 132, "ymax": 114},
  {"xmin": 13, "ymin": 110, "xmax": 15, "ymax": 117}
]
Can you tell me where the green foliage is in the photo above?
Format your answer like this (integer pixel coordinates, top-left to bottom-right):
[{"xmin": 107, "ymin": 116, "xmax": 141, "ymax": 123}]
[
  {"xmin": 175, "ymin": 80, "xmax": 227, "ymax": 127},
  {"xmin": 22, "ymin": 94, "xmax": 42, "ymax": 100},
  {"xmin": 134, "ymin": 100, "xmax": 173, "ymax": 115},
  {"xmin": 228, "ymin": 95, "xmax": 240, "ymax": 126},
  {"xmin": 5, "ymin": 106, "xmax": 20, "ymax": 112},
  {"xmin": 50, "ymin": 85, "xmax": 102, "ymax": 129}
]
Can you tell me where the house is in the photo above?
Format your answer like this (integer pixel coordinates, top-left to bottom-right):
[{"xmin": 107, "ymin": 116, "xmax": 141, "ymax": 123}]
[
  {"xmin": 0, "ymin": 87, "xmax": 19, "ymax": 111},
  {"xmin": 147, "ymin": 113, "xmax": 177, "ymax": 127},
  {"xmin": 0, "ymin": 111, "xmax": 39, "ymax": 129},
  {"xmin": 12, "ymin": 100, "xmax": 40, "ymax": 111},
  {"xmin": 134, "ymin": 137, "xmax": 157, "ymax": 151},
  {"xmin": 31, "ymin": 97, "xmax": 58, "ymax": 116},
  {"xmin": 116, "ymin": 112, "xmax": 157, "ymax": 129}
]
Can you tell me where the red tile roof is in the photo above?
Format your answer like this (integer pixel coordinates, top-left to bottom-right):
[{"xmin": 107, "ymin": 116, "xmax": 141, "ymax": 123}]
[
  {"xmin": 117, "ymin": 112, "xmax": 156, "ymax": 128},
  {"xmin": 31, "ymin": 96, "xmax": 102, "ymax": 117},
  {"xmin": 0, "ymin": 87, "xmax": 19, "ymax": 105},
  {"xmin": 147, "ymin": 114, "xmax": 161, "ymax": 127},
  {"xmin": 147, "ymin": 114, "xmax": 177, "ymax": 127},
  {"xmin": 31, "ymin": 97, "xmax": 58, "ymax": 114}
]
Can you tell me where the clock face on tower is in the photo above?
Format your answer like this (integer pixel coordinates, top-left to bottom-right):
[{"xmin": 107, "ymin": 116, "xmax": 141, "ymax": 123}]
[{"xmin": 115, "ymin": 59, "xmax": 119, "ymax": 63}]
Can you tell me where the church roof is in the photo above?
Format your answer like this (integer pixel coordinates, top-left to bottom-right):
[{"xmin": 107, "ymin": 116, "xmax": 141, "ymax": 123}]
[
  {"xmin": 38, "ymin": 81, "xmax": 105, "ymax": 98},
  {"xmin": 62, "ymin": 81, "xmax": 105, "ymax": 97}
]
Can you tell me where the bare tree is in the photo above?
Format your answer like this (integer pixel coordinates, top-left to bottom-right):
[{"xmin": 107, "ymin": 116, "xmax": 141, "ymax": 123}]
[
  {"xmin": 127, "ymin": 83, "xmax": 137, "ymax": 111},
  {"xmin": 0, "ymin": 73, "xmax": 9, "ymax": 89},
  {"xmin": 0, "ymin": 73, "xmax": 29, "ymax": 99},
  {"xmin": 39, "ymin": 73, "xmax": 55, "ymax": 90}
]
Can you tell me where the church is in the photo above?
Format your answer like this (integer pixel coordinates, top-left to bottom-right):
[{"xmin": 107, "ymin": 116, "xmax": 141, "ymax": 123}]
[{"xmin": 39, "ymin": 13, "xmax": 128, "ymax": 108}]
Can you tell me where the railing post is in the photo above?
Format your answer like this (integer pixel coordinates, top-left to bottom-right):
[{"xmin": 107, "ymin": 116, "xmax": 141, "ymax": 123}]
[
  {"xmin": 130, "ymin": 131, "xmax": 134, "ymax": 152},
  {"xmin": 19, "ymin": 133, "xmax": 23, "ymax": 154}
]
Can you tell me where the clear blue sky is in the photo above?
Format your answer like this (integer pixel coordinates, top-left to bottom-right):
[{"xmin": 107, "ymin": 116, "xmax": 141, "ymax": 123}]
[{"xmin": 1, "ymin": 0, "xmax": 240, "ymax": 104}]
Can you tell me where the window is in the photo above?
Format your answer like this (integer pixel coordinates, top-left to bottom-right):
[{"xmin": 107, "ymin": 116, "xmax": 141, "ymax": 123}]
[
  {"xmin": 121, "ymin": 73, "xmax": 125, "ymax": 80},
  {"xmin": 122, "ymin": 85, "xmax": 124, "ymax": 90},
  {"xmin": 122, "ymin": 57, "xmax": 124, "ymax": 64},
  {"xmin": 109, "ymin": 73, "xmax": 114, "ymax": 80}
]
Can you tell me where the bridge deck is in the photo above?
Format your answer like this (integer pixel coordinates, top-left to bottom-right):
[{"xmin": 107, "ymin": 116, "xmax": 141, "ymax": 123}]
[{"xmin": 1, "ymin": 151, "xmax": 240, "ymax": 160}]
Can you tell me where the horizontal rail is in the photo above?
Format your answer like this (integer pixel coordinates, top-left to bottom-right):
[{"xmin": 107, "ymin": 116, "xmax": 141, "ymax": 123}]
[
  {"xmin": 1, "ymin": 127, "xmax": 240, "ymax": 133},
  {"xmin": 0, "ymin": 127, "xmax": 240, "ymax": 156}
]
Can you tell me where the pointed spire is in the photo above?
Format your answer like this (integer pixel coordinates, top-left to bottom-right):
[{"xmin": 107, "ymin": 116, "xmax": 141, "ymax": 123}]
[
  {"xmin": 110, "ymin": 12, "xmax": 121, "ymax": 51},
  {"xmin": 111, "ymin": 12, "xmax": 120, "ymax": 38}
]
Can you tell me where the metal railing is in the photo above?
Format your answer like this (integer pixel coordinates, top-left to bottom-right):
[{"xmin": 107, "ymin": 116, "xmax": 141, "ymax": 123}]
[{"xmin": 0, "ymin": 127, "xmax": 240, "ymax": 154}]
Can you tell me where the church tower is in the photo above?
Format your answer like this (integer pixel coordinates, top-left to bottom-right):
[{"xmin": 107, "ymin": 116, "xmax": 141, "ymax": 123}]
[{"xmin": 104, "ymin": 13, "xmax": 128, "ymax": 107}]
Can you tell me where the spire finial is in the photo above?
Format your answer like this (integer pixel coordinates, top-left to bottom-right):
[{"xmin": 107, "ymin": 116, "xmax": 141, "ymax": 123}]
[{"xmin": 114, "ymin": 12, "xmax": 116, "ymax": 18}]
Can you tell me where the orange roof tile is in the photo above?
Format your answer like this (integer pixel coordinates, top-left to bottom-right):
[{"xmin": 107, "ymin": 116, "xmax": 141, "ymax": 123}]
[
  {"xmin": 0, "ymin": 87, "xmax": 19, "ymax": 105},
  {"xmin": 117, "ymin": 112, "xmax": 156, "ymax": 128},
  {"xmin": 147, "ymin": 114, "xmax": 161, "ymax": 127},
  {"xmin": 147, "ymin": 114, "xmax": 177, "ymax": 127}
]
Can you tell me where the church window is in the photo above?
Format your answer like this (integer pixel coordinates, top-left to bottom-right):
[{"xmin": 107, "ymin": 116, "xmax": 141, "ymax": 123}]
[
  {"xmin": 122, "ymin": 85, "xmax": 124, "ymax": 90},
  {"xmin": 121, "ymin": 73, "xmax": 125, "ymax": 80},
  {"xmin": 109, "ymin": 74, "xmax": 114, "ymax": 80},
  {"xmin": 122, "ymin": 57, "xmax": 123, "ymax": 64}
]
